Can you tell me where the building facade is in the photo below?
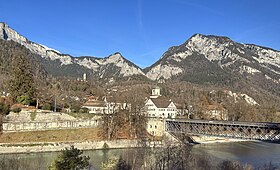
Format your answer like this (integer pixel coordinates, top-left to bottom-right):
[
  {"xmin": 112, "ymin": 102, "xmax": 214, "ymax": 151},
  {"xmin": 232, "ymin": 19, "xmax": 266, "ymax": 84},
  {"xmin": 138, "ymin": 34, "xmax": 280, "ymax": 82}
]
[
  {"xmin": 146, "ymin": 118, "xmax": 165, "ymax": 137},
  {"xmin": 82, "ymin": 96, "xmax": 130, "ymax": 114},
  {"xmin": 144, "ymin": 87, "xmax": 177, "ymax": 118}
]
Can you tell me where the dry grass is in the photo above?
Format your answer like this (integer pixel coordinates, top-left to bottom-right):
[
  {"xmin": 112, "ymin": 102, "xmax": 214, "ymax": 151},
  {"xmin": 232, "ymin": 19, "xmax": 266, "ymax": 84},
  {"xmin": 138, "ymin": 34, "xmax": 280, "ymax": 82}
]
[
  {"xmin": 0, "ymin": 128, "xmax": 103, "ymax": 143},
  {"xmin": 65, "ymin": 112, "xmax": 100, "ymax": 119}
]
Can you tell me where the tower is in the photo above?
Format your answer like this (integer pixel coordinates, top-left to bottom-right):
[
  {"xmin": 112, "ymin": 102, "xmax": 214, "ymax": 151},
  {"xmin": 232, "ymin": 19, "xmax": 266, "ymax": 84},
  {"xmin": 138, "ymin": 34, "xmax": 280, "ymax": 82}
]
[
  {"xmin": 151, "ymin": 86, "xmax": 161, "ymax": 98},
  {"xmin": 83, "ymin": 73, "xmax": 87, "ymax": 81}
]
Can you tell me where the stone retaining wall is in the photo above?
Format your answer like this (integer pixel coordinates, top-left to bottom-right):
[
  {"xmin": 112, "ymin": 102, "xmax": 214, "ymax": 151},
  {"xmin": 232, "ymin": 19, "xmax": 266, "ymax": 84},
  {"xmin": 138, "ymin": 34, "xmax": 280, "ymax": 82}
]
[
  {"xmin": 2, "ymin": 119, "xmax": 100, "ymax": 132},
  {"xmin": 0, "ymin": 140, "xmax": 163, "ymax": 154}
]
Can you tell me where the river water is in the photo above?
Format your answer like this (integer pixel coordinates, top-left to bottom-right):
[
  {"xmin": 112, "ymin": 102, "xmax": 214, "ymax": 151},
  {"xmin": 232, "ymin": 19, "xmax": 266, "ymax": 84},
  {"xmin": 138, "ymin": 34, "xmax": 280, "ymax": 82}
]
[
  {"xmin": 0, "ymin": 141, "xmax": 279, "ymax": 169},
  {"xmin": 193, "ymin": 141, "xmax": 280, "ymax": 167}
]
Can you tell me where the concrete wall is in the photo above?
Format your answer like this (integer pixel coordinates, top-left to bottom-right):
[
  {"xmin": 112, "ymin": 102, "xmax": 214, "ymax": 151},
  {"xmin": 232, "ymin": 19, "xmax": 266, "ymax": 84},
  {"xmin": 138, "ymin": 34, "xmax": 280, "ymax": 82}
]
[{"xmin": 2, "ymin": 119, "xmax": 100, "ymax": 132}]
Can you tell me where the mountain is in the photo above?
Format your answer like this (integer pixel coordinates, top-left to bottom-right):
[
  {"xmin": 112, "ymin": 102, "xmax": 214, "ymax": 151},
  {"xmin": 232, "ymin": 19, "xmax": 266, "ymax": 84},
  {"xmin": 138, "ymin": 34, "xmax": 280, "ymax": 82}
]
[
  {"xmin": 1, "ymin": 22, "xmax": 280, "ymax": 100},
  {"xmin": 0, "ymin": 39, "xmax": 48, "ymax": 93},
  {"xmin": 0, "ymin": 22, "xmax": 145, "ymax": 80},
  {"xmin": 145, "ymin": 34, "xmax": 280, "ymax": 97}
]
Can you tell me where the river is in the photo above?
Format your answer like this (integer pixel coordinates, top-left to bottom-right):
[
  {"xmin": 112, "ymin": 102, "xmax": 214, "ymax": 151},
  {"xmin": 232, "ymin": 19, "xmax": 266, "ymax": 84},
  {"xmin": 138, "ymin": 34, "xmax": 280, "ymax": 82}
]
[
  {"xmin": 0, "ymin": 141, "xmax": 279, "ymax": 169},
  {"xmin": 193, "ymin": 141, "xmax": 280, "ymax": 167}
]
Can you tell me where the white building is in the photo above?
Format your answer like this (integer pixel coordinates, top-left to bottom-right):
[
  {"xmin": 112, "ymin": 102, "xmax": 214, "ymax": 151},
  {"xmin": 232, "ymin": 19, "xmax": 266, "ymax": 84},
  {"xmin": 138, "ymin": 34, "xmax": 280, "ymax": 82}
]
[
  {"xmin": 82, "ymin": 96, "xmax": 106, "ymax": 114},
  {"xmin": 144, "ymin": 87, "xmax": 177, "ymax": 118},
  {"xmin": 147, "ymin": 118, "xmax": 165, "ymax": 136},
  {"xmin": 82, "ymin": 96, "xmax": 130, "ymax": 114}
]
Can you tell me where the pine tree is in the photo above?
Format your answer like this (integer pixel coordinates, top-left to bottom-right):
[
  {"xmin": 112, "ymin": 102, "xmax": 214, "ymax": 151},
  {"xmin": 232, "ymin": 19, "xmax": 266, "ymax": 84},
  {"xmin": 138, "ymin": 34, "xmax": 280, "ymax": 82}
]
[
  {"xmin": 9, "ymin": 52, "xmax": 35, "ymax": 104},
  {"xmin": 49, "ymin": 146, "xmax": 90, "ymax": 170}
]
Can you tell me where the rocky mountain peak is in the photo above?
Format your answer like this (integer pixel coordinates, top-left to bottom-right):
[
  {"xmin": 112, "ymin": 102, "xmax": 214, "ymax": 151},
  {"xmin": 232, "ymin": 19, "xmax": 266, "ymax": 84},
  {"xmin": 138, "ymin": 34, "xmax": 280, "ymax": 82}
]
[
  {"xmin": 0, "ymin": 22, "xmax": 27, "ymax": 42},
  {"xmin": 0, "ymin": 23, "xmax": 145, "ymax": 79},
  {"xmin": 186, "ymin": 34, "xmax": 234, "ymax": 54},
  {"xmin": 146, "ymin": 33, "xmax": 280, "ymax": 96},
  {"xmin": 99, "ymin": 52, "xmax": 145, "ymax": 77},
  {"xmin": 187, "ymin": 33, "xmax": 232, "ymax": 45},
  {"xmin": 188, "ymin": 33, "xmax": 205, "ymax": 41},
  {"xmin": 0, "ymin": 22, "xmax": 8, "ymax": 40},
  {"xmin": 105, "ymin": 52, "xmax": 123, "ymax": 62}
]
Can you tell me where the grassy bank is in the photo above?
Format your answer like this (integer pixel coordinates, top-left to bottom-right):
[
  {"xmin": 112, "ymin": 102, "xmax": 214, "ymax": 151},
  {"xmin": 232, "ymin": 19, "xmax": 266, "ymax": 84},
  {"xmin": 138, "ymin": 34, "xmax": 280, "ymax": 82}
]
[{"xmin": 0, "ymin": 128, "xmax": 103, "ymax": 143}]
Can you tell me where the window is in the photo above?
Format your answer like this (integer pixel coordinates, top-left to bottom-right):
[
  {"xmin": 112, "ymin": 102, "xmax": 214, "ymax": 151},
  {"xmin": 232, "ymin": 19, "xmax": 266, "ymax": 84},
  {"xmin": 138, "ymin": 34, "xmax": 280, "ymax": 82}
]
[{"xmin": 155, "ymin": 125, "xmax": 157, "ymax": 129}]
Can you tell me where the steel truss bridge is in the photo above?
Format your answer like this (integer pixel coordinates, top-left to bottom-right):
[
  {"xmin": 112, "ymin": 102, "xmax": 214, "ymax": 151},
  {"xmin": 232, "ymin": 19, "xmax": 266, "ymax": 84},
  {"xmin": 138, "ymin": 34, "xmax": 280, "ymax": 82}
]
[{"xmin": 165, "ymin": 119, "xmax": 280, "ymax": 142}]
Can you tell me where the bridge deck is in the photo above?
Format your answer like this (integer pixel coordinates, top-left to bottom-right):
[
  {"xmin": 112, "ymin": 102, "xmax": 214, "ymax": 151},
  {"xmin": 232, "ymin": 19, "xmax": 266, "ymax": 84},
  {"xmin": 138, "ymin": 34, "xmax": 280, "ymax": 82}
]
[
  {"xmin": 168, "ymin": 119, "xmax": 280, "ymax": 128},
  {"xmin": 165, "ymin": 119, "xmax": 280, "ymax": 142}
]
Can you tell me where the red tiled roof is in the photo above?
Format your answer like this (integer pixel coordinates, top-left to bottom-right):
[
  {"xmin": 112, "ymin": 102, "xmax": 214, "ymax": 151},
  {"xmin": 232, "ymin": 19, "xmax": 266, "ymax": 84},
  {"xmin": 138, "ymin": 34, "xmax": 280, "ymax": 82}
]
[
  {"xmin": 11, "ymin": 104, "xmax": 27, "ymax": 109},
  {"xmin": 83, "ymin": 101, "xmax": 105, "ymax": 107},
  {"xmin": 206, "ymin": 104, "xmax": 224, "ymax": 110}
]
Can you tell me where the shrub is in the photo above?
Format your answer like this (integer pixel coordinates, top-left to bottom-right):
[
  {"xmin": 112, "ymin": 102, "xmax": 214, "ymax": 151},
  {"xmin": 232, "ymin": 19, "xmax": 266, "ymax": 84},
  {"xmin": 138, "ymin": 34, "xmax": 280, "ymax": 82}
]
[
  {"xmin": 49, "ymin": 146, "xmax": 90, "ymax": 170},
  {"xmin": 70, "ymin": 105, "xmax": 81, "ymax": 113},
  {"xmin": 79, "ymin": 108, "xmax": 89, "ymax": 113},
  {"xmin": 16, "ymin": 95, "xmax": 31, "ymax": 105},
  {"xmin": 103, "ymin": 142, "xmax": 109, "ymax": 149},
  {"xmin": 42, "ymin": 103, "xmax": 51, "ymax": 111},
  {"xmin": 12, "ymin": 107, "xmax": 21, "ymax": 113},
  {"xmin": 0, "ymin": 103, "xmax": 10, "ymax": 115}
]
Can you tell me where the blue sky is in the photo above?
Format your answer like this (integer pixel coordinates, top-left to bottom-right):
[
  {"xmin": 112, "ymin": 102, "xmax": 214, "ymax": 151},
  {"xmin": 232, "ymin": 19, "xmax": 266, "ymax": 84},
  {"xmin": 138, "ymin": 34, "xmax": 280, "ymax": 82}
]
[{"xmin": 1, "ymin": 0, "xmax": 280, "ymax": 68}]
